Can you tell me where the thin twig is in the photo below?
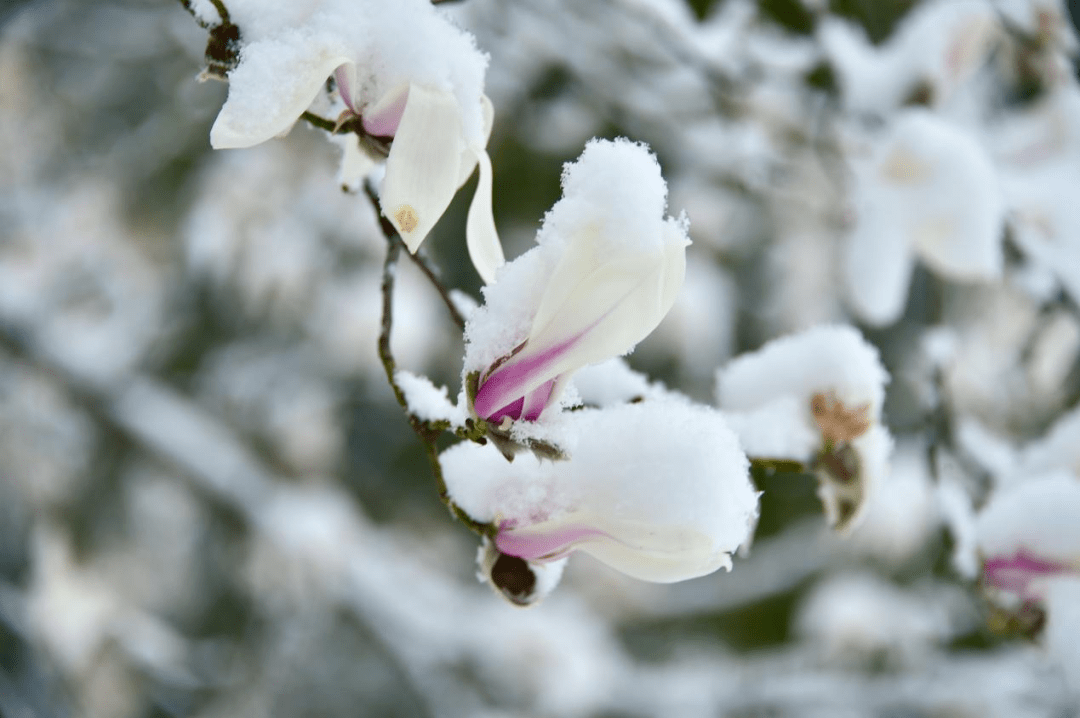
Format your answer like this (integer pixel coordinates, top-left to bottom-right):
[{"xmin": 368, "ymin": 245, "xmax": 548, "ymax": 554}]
[
  {"xmin": 363, "ymin": 183, "xmax": 467, "ymax": 330},
  {"xmin": 300, "ymin": 111, "xmax": 338, "ymax": 133},
  {"xmin": 749, "ymin": 457, "xmax": 808, "ymax": 475},
  {"xmin": 373, "ymin": 201, "xmax": 491, "ymax": 538}
]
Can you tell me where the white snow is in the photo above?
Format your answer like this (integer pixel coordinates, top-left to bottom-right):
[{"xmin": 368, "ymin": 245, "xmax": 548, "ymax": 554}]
[
  {"xmin": 716, "ymin": 324, "xmax": 889, "ymax": 434},
  {"xmin": 441, "ymin": 397, "xmax": 758, "ymax": 581},
  {"xmin": 976, "ymin": 472, "xmax": 1080, "ymax": 562},
  {"xmin": 216, "ymin": 0, "xmax": 490, "ymax": 145},
  {"xmin": 843, "ymin": 110, "xmax": 1005, "ymax": 325},
  {"xmin": 396, "ymin": 369, "xmax": 468, "ymax": 425},
  {"xmin": 462, "ymin": 138, "xmax": 689, "ymax": 420}
]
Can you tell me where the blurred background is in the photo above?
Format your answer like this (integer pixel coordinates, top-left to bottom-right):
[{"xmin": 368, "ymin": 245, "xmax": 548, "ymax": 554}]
[{"xmin": 2, "ymin": 0, "xmax": 1080, "ymax": 716}]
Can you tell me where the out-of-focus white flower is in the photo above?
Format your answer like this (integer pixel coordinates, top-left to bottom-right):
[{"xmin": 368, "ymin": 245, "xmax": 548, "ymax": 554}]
[
  {"xmin": 442, "ymin": 399, "xmax": 758, "ymax": 585},
  {"xmin": 716, "ymin": 324, "xmax": 892, "ymax": 532},
  {"xmin": 976, "ymin": 473, "xmax": 1080, "ymax": 685},
  {"xmin": 819, "ymin": 0, "xmax": 1000, "ymax": 114},
  {"xmin": 994, "ymin": 85, "xmax": 1080, "ymax": 307},
  {"xmin": 796, "ymin": 573, "xmax": 965, "ymax": 667},
  {"xmin": 977, "ymin": 472, "xmax": 1080, "ymax": 604},
  {"xmin": 464, "ymin": 138, "xmax": 689, "ymax": 423},
  {"xmin": 842, "ymin": 110, "xmax": 1005, "ymax": 325},
  {"xmin": 206, "ymin": 0, "xmax": 504, "ymax": 282}
]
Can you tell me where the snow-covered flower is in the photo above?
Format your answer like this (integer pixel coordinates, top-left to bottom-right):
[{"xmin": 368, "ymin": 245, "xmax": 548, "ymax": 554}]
[
  {"xmin": 842, "ymin": 110, "xmax": 1005, "ymax": 325},
  {"xmin": 442, "ymin": 398, "xmax": 758, "ymax": 586},
  {"xmin": 977, "ymin": 472, "xmax": 1080, "ymax": 605},
  {"xmin": 463, "ymin": 138, "xmax": 689, "ymax": 423},
  {"xmin": 976, "ymin": 472, "xmax": 1080, "ymax": 686},
  {"xmin": 715, "ymin": 324, "xmax": 892, "ymax": 532},
  {"xmin": 205, "ymin": 0, "xmax": 503, "ymax": 282}
]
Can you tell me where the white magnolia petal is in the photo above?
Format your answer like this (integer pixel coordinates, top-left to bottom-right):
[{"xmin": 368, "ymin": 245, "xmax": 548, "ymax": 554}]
[
  {"xmin": 479, "ymin": 94, "xmax": 495, "ymax": 145},
  {"xmin": 473, "ymin": 252, "xmax": 662, "ymax": 416},
  {"xmin": 334, "ymin": 63, "xmax": 360, "ymax": 114},
  {"xmin": 1045, "ymin": 577, "xmax": 1080, "ymax": 691},
  {"xmin": 509, "ymin": 513, "xmax": 732, "ymax": 583},
  {"xmin": 380, "ymin": 83, "xmax": 465, "ymax": 252},
  {"xmin": 658, "ymin": 219, "xmax": 691, "ymax": 317},
  {"xmin": 531, "ymin": 245, "xmax": 681, "ymax": 371},
  {"xmin": 211, "ymin": 45, "xmax": 350, "ymax": 149},
  {"xmin": 465, "ymin": 148, "xmax": 504, "ymax": 284},
  {"xmin": 362, "ymin": 83, "xmax": 410, "ymax": 137},
  {"xmin": 454, "ymin": 95, "xmax": 495, "ymax": 188},
  {"xmin": 888, "ymin": 112, "xmax": 1005, "ymax": 281},
  {"xmin": 473, "ymin": 230, "xmax": 685, "ymax": 416},
  {"xmin": 844, "ymin": 210, "xmax": 916, "ymax": 326},
  {"xmin": 444, "ymin": 400, "xmax": 758, "ymax": 584}
]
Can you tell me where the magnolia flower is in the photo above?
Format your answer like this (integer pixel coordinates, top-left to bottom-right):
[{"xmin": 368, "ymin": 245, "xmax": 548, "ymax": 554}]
[
  {"xmin": 715, "ymin": 324, "xmax": 892, "ymax": 532},
  {"xmin": 977, "ymin": 472, "xmax": 1080, "ymax": 605},
  {"xmin": 463, "ymin": 138, "xmax": 688, "ymax": 423},
  {"xmin": 842, "ymin": 110, "xmax": 1004, "ymax": 325},
  {"xmin": 442, "ymin": 399, "xmax": 759, "ymax": 585},
  {"xmin": 204, "ymin": 0, "xmax": 503, "ymax": 282},
  {"xmin": 819, "ymin": 1, "xmax": 1000, "ymax": 115},
  {"xmin": 976, "ymin": 472, "xmax": 1080, "ymax": 684}
]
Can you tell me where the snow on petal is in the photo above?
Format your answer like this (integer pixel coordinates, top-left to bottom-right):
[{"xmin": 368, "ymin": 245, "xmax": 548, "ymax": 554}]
[
  {"xmin": 716, "ymin": 324, "xmax": 891, "ymax": 532},
  {"xmin": 716, "ymin": 324, "xmax": 889, "ymax": 457},
  {"xmin": 976, "ymin": 472, "xmax": 1080, "ymax": 572},
  {"xmin": 211, "ymin": 41, "xmax": 351, "ymax": 149},
  {"xmin": 465, "ymin": 138, "xmax": 688, "ymax": 422},
  {"xmin": 843, "ymin": 111, "xmax": 1004, "ymax": 325},
  {"xmin": 442, "ymin": 399, "xmax": 758, "ymax": 584}
]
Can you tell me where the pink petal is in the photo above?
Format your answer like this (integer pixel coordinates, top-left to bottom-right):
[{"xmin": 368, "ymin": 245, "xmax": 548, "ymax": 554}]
[
  {"xmin": 984, "ymin": 549, "xmax": 1072, "ymax": 600},
  {"xmin": 496, "ymin": 521, "xmax": 610, "ymax": 562},
  {"xmin": 363, "ymin": 87, "xmax": 410, "ymax": 138}
]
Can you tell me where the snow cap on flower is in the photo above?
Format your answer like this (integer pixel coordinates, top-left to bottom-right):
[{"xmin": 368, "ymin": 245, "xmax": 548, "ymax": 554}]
[
  {"xmin": 716, "ymin": 324, "xmax": 888, "ymax": 458},
  {"xmin": 442, "ymin": 398, "xmax": 758, "ymax": 583},
  {"xmin": 205, "ymin": 0, "xmax": 503, "ymax": 282},
  {"xmin": 843, "ymin": 110, "xmax": 1005, "ymax": 325},
  {"xmin": 463, "ymin": 138, "xmax": 689, "ymax": 423},
  {"xmin": 716, "ymin": 324, "xmax": 892, "ymax": 531}
]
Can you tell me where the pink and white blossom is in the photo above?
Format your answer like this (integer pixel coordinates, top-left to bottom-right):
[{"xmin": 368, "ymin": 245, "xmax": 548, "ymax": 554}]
[
  {"xmin": 463, "ymin": 138, "xmax": 689, "ymax": 423},
  {"xmin": 442, "ymin": 399, "xmax": 759, "ymax": 584},
  {"xmin": 205, "ymin": 0, "xmax": 504, "ymax": 282}
]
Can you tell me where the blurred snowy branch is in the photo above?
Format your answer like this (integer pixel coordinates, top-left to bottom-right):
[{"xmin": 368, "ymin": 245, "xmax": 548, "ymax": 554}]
[{"xmin": 3, "ymin": 0, "xmax": 1080, "ymax": 716}]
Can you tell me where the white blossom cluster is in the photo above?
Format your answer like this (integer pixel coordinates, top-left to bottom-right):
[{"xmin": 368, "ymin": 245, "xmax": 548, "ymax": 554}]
[{"xmin": 1, "ymin": 0, "xmax": 1080, "ymax": 716}]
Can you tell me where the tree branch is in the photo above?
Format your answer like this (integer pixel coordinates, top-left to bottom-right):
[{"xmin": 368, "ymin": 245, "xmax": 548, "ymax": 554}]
[
  {"xmin": 363, "ymin": 183, "xmax": 467, "ymax": 330},
  {"xmin": 370, "ymin": 191, "xmax": 491, "ymax": 538},
  {"xmin": 176, "ymin": 0, "xmax": 230, "ymax": 28}
]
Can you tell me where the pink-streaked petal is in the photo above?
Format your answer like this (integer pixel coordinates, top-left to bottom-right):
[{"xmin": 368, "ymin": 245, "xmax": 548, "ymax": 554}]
[
  {"xmin": 362, "ymin": 84, "xmax": 410, "ymax": 138},
  {"xmin": 487, "ymin": 396, "xmax": 524, "ymax": 423},
  {"xmin": 521, "ymin": 379, "xmax": 556, "ymax": 421},
  {"xmin": 472, "ymin": 330, "xmax": 588, "ymax": 420},
  {"xmin": 496, "ymin": 522, "xmax": 609, "ymax": 562},
  {"xmin": 984, "ymin": 549, "xmax": 1073, "ymax": 600},
  {"xmin": 334, "ymin": 64, "xmax": 359, "ymax": 114}
]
